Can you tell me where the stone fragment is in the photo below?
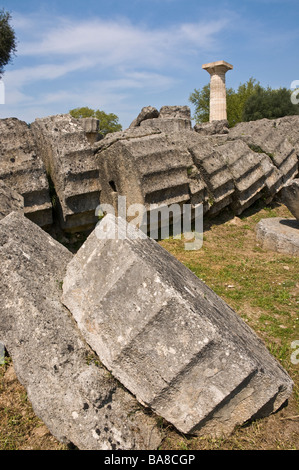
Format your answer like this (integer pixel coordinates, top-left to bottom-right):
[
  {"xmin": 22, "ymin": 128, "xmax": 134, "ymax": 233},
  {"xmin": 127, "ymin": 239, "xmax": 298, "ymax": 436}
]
[
  {"xmin": 140, "ymin": 106, "xmax": 192, "ymax": 133},
  {"xmin": 256, "ymin": 217, "xmax": 299, "ymax": 256},
  {"xmin": 213, "ymin": 140, "xmax": 269, "ymax": 215},
  {"xmin": 0, "ymin": 118, "xmax": 52, "ymax": 228},
  {"xmin": 194, "ymin": 120, "xmax": 229, "ymax": 135},
  {"xmin": 275, "ymin": 115, "xmax": 299, "ymax": 157},
  {"xmin": 187, "ymin": 137, "xmax": 235, "ymax": 216},
  {"xmin": 159, "ymin": 105, "xmax": 191, "ymax": 120},
  {"xmin": 280, "ymin": 179, "xmax": 299, "ymax": 221},
  {"xmin": 129, "ymin": 106, "xmax": 159, "ymax": 128},
  {"xmin": 62, "ymin": 214, "xmax": 293, "ymax": 437},
  {"xmin": 228, "ymin": 118, "xmax": 298, "ymax": 185},
  {"xmin": 31, "ymin": 114, "xmax": 101, "ymax": 233},
  {"xmin": 78, "ymin": 118, "xmax": 100, "ymax": 144},
  {"xmin": 0, "ymin": 180, "xmax": 24, "ymax": 220},
  {"xmin": 96, "ymin": 131, "xmax": 201, "ymax": 214},
  {"xmin": 0, "ymin": 212, "xmax": 162, "ymax": 450}
]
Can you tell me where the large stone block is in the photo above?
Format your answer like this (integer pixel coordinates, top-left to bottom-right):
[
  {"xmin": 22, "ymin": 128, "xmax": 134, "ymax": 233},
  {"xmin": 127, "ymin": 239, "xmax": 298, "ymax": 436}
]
[
  {"xmin": 275, "ymin": 115, "xmax": 299, "ymax": 158},
  {"xmin": 256, "ymin": 217, "xmax": 299, "ymax": 256},
  {"xmin": 31, "ymin": 114, "xmax": 101, "ymax": 232},
  {"xmin": 0, "ymin": 180, "xmax": 24, "ymax": 220},
  {"xmin": 194, "ymin": 120, "xmax": 229, "ymax": 136},
  {"xmin": 281, "ymin": 179, "xmax": 299, "ymax": 221},
  {"xmin": 79, "ymin": 118, "xmax": 100, "ymax": 144},
  {"xmin": 229, "ymin": 118, "xmax": 298, "ymax": 184},
  {"xmin": 96, "ymin": 116, "xmax": 291, "ymax": 227},
  {"xmin": 0, "ymin": 212, "xmax": 162, "ymax": 450},
  {"xmin": 213, "ymin": 140, "xmax": 270, "ymax": 215},
  {"xmin": 62, "ymin": 214, "xmax": 293, "ymax": 437},
  {"xmin": 140, "ymin": 106, "xmax": 192, "ymax": 133},
  {"xmin": 96, "ymin": 130, "xmax": 201, "ymax": 215},
  {"xmin": 0, "ymin": 118, "xmax": 52, "ymax": 228},
  {"xmin": 129, "ymin": 106, "xmax": 159, "ymax": 128},
  {"xmin": 187, "ymin": 137, "xmax": 235, "ymax": 216}
]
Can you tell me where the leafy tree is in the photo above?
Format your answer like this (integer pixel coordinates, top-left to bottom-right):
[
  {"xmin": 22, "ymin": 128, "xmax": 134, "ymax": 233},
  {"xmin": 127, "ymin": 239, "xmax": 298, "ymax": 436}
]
[
  {"xmin": 189, "ymin": 78, "xmax": 259, "ymax": 127},
  {"xmin": 242, "ymin": 86, "xmax": 299, "ymax": 121},
  {"xmin": 69, "ymin": 107, "xmax": 122, "ymax": 136},
  {"xmin": 227, "ymin": 78, "xmax": 260, "ymax": 126},
  {"xmin": 189, "ymin": 84, "xmax": 210, "ymax": 123},
  {"xmin": 0, "ymin": 9, "xmax": 17, "ymax": 77},
  {"xmin": 70, "ymin": 107, "xmax": 95, "ymax": 119}
]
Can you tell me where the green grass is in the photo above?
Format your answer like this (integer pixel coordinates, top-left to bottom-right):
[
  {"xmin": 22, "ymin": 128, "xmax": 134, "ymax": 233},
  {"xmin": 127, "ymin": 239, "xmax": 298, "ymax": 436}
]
[{"xmin": 159, "ymin": 200, "xmax": 299, "ymax": 449}]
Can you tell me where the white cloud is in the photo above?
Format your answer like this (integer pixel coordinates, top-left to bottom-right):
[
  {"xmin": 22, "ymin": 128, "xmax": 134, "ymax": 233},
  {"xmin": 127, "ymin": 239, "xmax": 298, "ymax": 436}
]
[
  {"xmin": 16, "ymin": 14, "xmax": 229, "ymax": 65},
  {"xmin": 5, "ymin": 57, "xmax": 95, "ymax": 88},
  {"xmin": 5, "ymin": 11, "xmax": 231, "ymax": 126}
]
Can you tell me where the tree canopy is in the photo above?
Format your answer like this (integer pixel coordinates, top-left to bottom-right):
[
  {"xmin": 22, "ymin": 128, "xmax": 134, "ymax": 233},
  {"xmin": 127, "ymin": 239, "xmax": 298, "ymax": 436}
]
[
  {"xmin": 189, "ymin": 78, "xmax": 299, "ymax": 127},
  {"xmin": 242, "ymin": 86, "xmax": 299, "ymax": 121},
  {"xmin": 0, "ymin": 9, "xmax": 17, "ymax": 77},
  {"xmin": 69, "ymin": 107, "xmax": 122, "ymax": 136}
]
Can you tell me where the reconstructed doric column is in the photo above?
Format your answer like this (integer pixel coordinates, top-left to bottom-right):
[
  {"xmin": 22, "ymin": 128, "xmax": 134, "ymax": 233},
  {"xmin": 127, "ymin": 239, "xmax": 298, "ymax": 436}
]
[{"xmin": 202, "ymin": 60, "xmax": 233, "ymax": 122}]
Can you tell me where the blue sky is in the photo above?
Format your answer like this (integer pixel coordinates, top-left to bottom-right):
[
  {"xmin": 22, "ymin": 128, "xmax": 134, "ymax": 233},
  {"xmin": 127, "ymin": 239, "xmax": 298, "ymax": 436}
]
[{"xmin": 1, "ymin": 0, "xmax": 299, "ymax": 128}]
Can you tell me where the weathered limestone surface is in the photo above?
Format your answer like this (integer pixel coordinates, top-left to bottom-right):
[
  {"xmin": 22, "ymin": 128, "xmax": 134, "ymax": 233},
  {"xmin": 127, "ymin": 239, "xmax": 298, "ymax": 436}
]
[
  {"xmin": 95, "ymin": 110, "xmax": 299, "ymax": 224},
  {"xmin": 228, "ymin": 118, "xmax": 298, "ymax": 184},
  {"xmin": 0, "ymin": 180, "xmax": 24, "ymax": 220},
  {"xmin": 31, "ymin": 114, "xmax": 101, "ymax": 232},
  {"xmin": 0, "ymin": 212, "xmax": 162, "ymax": 450},
  {"xmin": 281, "ymin": 179, "xmax": 299, "ymax": 220},
  {"xmin": 129, "ymin": 105, "xmax": 191, "ymax": 133},
  {"xmin": 214, "ymin": 140, "xmax": 273, "ymax": 215},
  {"xmin": 62, "ymin": 214, "xmax": 293, "ymax": 437},
  {"xmin": 96, "ymin": 129, "xmax": 201, "ymax": 215},
  {"xmin": 140, "ymin": 105, "xmax": 192, "ymax": 133},
  {"xmin": 256, "ymin": 217, "xmax": 299, "ymax": 256},
  {"xmin": 194, "ymin": 120, "xmax": 229, "ymax": 135},
  {"xmin": 187, "ymin": 136, "xmax": 235, "ymax": 216},
  {"xmin": 79, "ymin": 118, "xmax": 100, "ymax": 145},
  {"xmin": 129, "ymin": 106, "xmax": 160, "ymax": 128},
  {"xmin": 275, "ymin": 115, "xmax": 299, "ymax": 156},
  {"xmin": 0, "ymin": 110, "xmax": 298, "ymax": 235},
  {"xmin": 0, "ymin": 118, "xmax": 52, "ymax": 228}
]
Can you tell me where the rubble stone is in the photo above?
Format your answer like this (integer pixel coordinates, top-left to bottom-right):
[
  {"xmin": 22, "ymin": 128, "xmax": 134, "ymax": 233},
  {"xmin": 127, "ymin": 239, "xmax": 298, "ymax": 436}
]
[
  {"xmin": 194, "ymin": 120, "xmax": 229, "ymax": 135},
  {"xmin": 216, "ymin": 140, "xmax": 272, "ymax": 214},
  {"xmin": 256, "ymin": 217, "xmax": 299, "ymax": 256},
  {"xmin": 275, "ymin": 115, "xmax": 299, "ymax": 157},
  {"xmin": 228, "ymin": 118, "xmax": 298, "ymax": 184},
  {"xmin": 62, "ymin": 214, "xmax": 293, "ymax": 437},
  {"xmin": 31, "ymin": 114, "xmax": 101, "ymax": 232},
  {"xmin": 1, "ymin": 109, "xmax": 298, "ymax": 235},
  {"xmin": 0, "ymin": 118, "xmax": 53, "ymax": 228},
  {"xmin": 79, "ymin": 118, "xmax": 100, "ymax": 144},
  {"xmin": 280, "ymin": 179, "xmax": 299, "ymax": 220},
  {"xmin": 140, "ymin": 106, "xmax": 192, "ymax": 133},
  {"xmin": 96, "ymin": 131, "xmax": 201, "ymax": 217},
  {"xmin": 129, "ymin": 106, "xmax": 159, "ymax": 128},
  {"xmin": 0, "ymin": 212, "xmax": 163, "ymax": 450},
  {"xmin": 187, "ymin": 137, "xmax": 235, "ymax": 216}
]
